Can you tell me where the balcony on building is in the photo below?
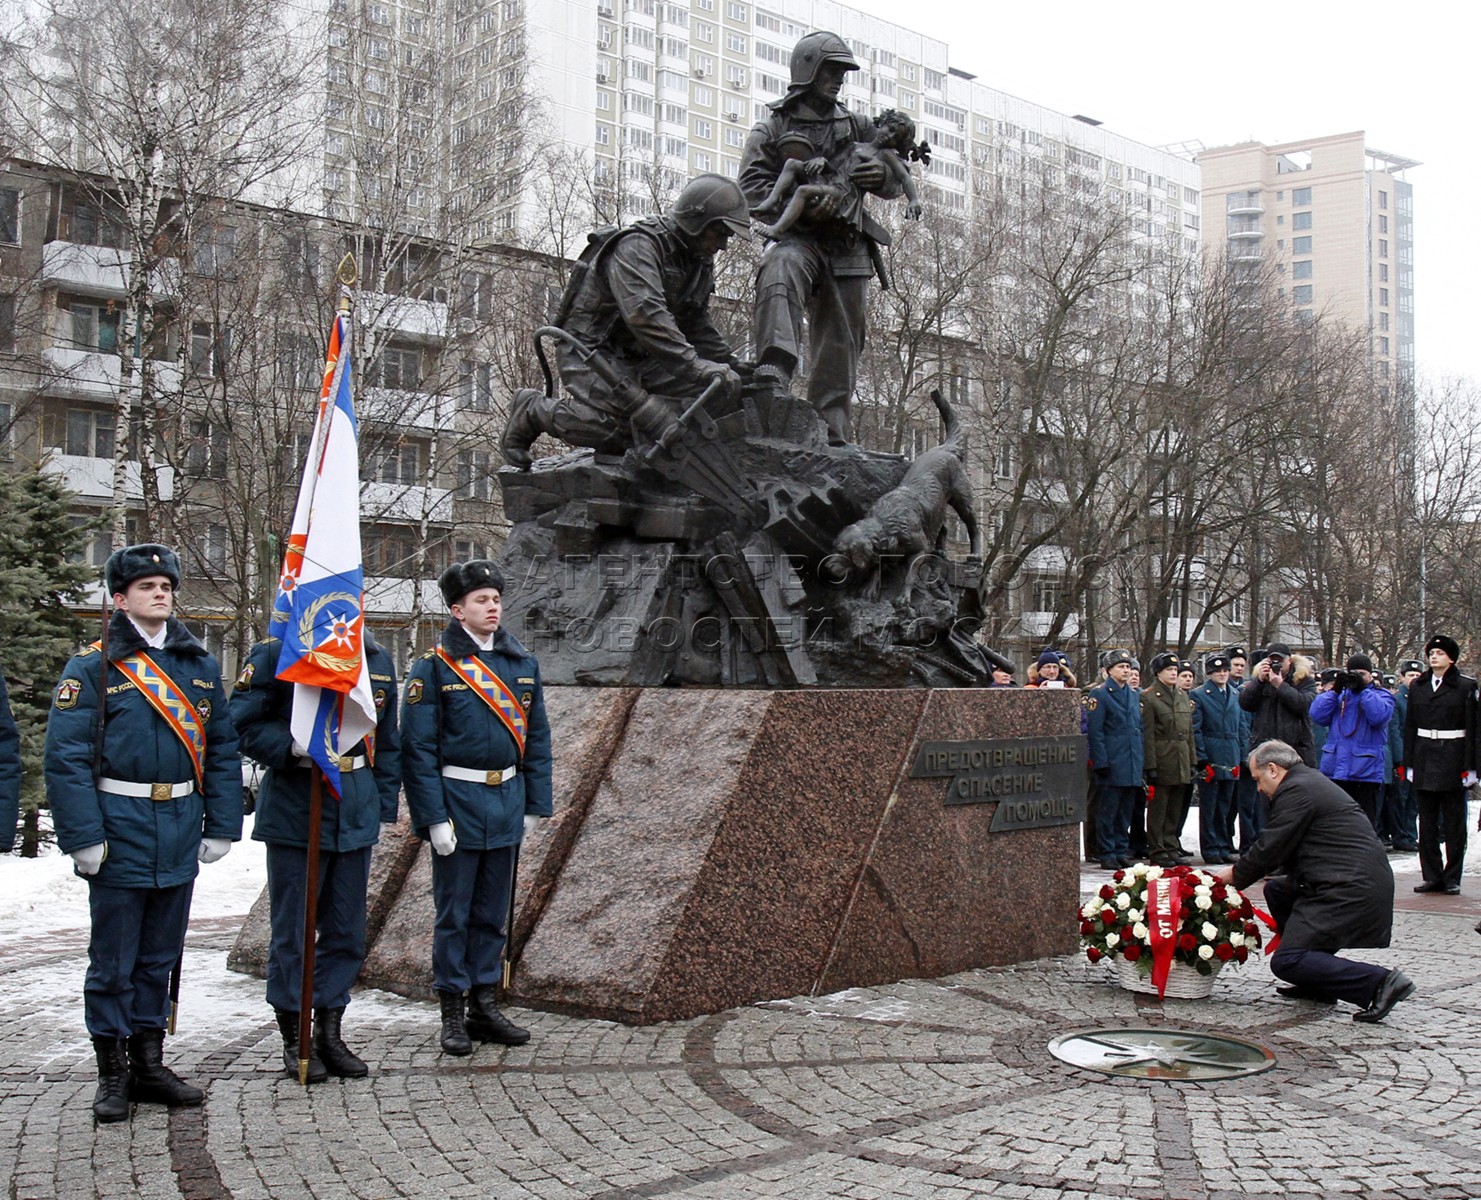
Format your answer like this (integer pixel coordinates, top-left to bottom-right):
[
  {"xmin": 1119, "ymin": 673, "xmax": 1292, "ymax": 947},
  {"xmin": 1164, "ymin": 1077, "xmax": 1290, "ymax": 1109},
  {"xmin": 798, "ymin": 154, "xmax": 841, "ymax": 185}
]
[
  {"xmin": 40, "ymin": 241, "xmax": 183, "ymax": 301},
  {"xmin": 1017, "ymin": 610, "xmax": 1080, "ymax": 639},
  {"xmin": 39, "ymin": 447, "xmax": 175, "ymax": 502},
  {"xmin": 360, "ymin": 480, "xmax": 454, "ymax": 523},
  {"xmin": 1225, "ymin": 190, "xmax": 1264, "ymax": 216},
  {"xmin": 362, "ymin": 290, "xmax": 450, "ymax": 345},
  {"xmin": 359, "ymin": 387, "xmax": 457, "ymax": 433},
  {"xmin": 41, "ymin": 346, "xmax": 184, "ymax": 400},
  {"xmin": 364, "ymin": 575, "xmax": 445, "ymax": 617}
]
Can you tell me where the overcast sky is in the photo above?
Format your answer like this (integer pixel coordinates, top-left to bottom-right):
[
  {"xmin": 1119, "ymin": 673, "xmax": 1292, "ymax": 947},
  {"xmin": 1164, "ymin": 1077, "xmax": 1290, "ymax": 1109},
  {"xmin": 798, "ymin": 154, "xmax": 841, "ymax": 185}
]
[{"xmin": 847, "ymin": 0, "xmax": 1472, "ymax": 383}]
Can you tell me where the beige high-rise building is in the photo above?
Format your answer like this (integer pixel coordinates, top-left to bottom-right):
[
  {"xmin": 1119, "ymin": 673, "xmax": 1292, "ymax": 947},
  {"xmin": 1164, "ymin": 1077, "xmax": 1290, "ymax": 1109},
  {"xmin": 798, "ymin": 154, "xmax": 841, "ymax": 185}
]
[{"xmin": 1197, "ymin": 131, "xmax": 1417, "ymax": 391}]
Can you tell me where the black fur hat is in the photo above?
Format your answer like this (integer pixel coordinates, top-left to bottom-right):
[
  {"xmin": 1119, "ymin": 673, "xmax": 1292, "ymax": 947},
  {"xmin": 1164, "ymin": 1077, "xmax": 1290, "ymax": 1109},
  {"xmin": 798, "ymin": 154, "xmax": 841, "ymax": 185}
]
[
  {"xmin": 105, "ymin": 543, "xmax": 181, "ymax": 595},
  {"xmin": 1425, "ymin": 634, "xmax": 1461, "ymax": 662},
  {"xmin": 1149, "ymin": 651, "xmax": 1178, "ymax": 675},
  {"xmin": 439, "ymin": 560, "xmax": 505, "ymax": 607}
]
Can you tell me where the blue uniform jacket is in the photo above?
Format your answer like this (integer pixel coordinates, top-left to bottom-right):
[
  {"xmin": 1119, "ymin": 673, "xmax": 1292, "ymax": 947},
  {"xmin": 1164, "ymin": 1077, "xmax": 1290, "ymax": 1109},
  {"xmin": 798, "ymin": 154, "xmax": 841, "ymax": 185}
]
[
  {"xmin": 1312, "ymin": 684, "xmax": 1395, "ymax": 784},
  {"xmin": 230, "ymin": 634, "xmax": 402, "ymax": 851},
  {"xmin": 1388, "ymin": 686, "xmax": 1408, "ymax": 775},
  {"xmin": 0, "ymin": 672, "xmax": 20, "ymax": 852},
  {"xmin": 1191, "ymin": 679, "xmax": 1243, "ymax": 778},
  {"xmin": 1085, "ymin": 677, "xmax": 1144, "ymax": 787},
  {"xmin": 44, "ymin": 613, "xmax": 242, "ymax": 888},
  {"xmin": 401, "ymin": 621, "xmax": 552, "ymax": 848}
]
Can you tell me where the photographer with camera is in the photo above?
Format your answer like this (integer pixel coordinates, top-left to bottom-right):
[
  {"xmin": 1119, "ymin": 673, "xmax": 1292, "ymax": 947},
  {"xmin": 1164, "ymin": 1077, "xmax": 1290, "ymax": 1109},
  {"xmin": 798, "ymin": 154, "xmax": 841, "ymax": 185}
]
[
  {"xmin": 1310, "ymin": 654, "xmax": 1395, "ymax": 829},
  {"xmin": 1239, "ymin": 644, "xmax": 1318, "ymax": 843}
]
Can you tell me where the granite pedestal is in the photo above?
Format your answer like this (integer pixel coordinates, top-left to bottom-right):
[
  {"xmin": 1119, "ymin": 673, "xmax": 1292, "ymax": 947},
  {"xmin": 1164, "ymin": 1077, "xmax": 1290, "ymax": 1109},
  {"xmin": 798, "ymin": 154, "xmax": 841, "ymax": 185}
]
[{"xmin": 229, "ymin": 686, "xmax": 1083, "ymax": 1024}]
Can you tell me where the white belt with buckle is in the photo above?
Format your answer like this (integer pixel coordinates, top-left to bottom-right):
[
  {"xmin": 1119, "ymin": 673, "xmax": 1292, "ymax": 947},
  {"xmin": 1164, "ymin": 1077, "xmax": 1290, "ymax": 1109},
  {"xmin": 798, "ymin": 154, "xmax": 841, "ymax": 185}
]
[
  {"xmin": 1417, "ymin": 728, "xmax": 1466, "ymax": 740},
  {"xmin": 441, "ymin": 764, "xmax": 517, "ymax": 786},
  {"xmin": 297, "ymin": 754, "xmax": 368, "ymax": 771},
  {"xmin": 98, "ymin": 778, "xmax": 195, "ymax": 801}
]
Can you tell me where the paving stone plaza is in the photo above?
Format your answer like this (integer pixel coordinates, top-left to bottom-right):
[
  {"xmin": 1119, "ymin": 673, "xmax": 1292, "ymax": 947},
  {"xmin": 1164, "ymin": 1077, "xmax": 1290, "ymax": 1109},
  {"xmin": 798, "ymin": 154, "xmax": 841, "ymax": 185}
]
[{"xmin": 3, "ymin": 841, "xmax": 1480, "ymax": 1200}]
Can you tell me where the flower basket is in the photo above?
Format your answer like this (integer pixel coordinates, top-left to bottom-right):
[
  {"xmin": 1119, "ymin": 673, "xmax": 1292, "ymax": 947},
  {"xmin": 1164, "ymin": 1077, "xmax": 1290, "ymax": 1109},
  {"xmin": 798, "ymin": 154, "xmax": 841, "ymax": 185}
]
[
  {"xmin": 1079, "ymin": 863, "xmax": 1265, "ymax": 999},
  {"xmin": 1115, "ymin": 955, "xmax": 1222, "ymax": 999}
]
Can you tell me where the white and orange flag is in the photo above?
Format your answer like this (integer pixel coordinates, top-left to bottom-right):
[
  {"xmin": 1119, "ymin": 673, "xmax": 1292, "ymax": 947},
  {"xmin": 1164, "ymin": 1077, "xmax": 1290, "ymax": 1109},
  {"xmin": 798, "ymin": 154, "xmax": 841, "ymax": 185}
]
[{"xmin": 269, "ymin": 308, "xmax": 377, "ymax": 796}]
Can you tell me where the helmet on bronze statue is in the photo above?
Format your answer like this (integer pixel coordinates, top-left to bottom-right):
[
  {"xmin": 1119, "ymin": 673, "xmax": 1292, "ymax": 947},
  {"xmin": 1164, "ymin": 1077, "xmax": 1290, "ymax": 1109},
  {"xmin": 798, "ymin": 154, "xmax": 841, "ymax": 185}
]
[
  {"xmin": 668, "ymin": 174, "xmax": 753, "ymax": 239},
  {"xmin": 787, "ymin": 31, "xmax": 859, "ymax": 90}
]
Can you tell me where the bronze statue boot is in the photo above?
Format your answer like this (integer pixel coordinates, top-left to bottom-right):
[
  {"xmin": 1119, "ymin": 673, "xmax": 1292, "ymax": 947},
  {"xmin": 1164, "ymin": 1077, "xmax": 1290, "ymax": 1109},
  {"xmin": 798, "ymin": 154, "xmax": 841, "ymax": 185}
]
[
  {"xmin": 466, "ymin": 985, "xmax": 531, "ymax": 1045},
  {"xmin": 499, "ymin": 388, "xmax": 546, "ymax": 469},
  {"xmin": 126, "ymin": 1028, "xmax": 203, "ymax": 1107},
  {"xmin": 274, "ymin": 1009, "xmax": 328, "ymax": 1083},
  {"xmin": 91, "ymin": 1035, "xmax": 130, "ymax": 1123},
  {"xmin": 313, "ymin": 1007, "xmax": 368, "ymax": 1078}
]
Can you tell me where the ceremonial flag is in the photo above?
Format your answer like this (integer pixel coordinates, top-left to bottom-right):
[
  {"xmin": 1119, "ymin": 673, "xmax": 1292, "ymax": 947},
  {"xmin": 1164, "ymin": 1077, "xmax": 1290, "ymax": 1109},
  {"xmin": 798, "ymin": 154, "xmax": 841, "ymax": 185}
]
[{"xmin": 269, "ymin": 307, "xmax": 376, "ymax": 796}]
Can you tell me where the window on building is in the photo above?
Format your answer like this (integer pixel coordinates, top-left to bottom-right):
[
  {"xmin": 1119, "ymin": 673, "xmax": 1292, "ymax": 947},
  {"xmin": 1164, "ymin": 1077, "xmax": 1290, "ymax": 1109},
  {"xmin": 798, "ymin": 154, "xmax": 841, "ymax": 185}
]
[
  {"xmin": 726, "ymin": 0, "xmax": 746, "ymax": 18},
  {"xmin": 1032, "ymin": 578, "xmax": 1062, "ymax": 613},
  {"xmin": 1379, "ymin": 263, "xmax": 1389, "ymax": 282},
  {"xmin": 0, "ymin": 188, "xmax": 17, "ymax": 244},
  {"xmin": 1379, "ymin": 287, "xmax": 1390, "ymax": 306},
  {"xmin": 1291, "ymin": 187, "xmax": 1312, "ymax": 205},
  {"xmin": 1379, "ymin": 190, "xmax": 1388, "ymax": 209},
  {"xmin": 375, "ymin": 344, "xmax": 422, "ymax": 389},
  {"xmin": 64, "ymin": 408, "xmax": 116, "ymax": 458},
  {"xmin": 1292, "ymin": 260, "xmax": 1313, "ymax": 280},
  {"xmin": 1292, "ymin": 285, "xmax": 1313, "ymax": 305},
  {"xmin": 70, "ymin": 301, "xmax": 120, "ymax": 353},
  {"xmin": 692, "ymin": 117, "xmax": 712, "ymax": 139},
  {"xmin": 190, "ymin": 322, "xmax": 230, "ymax": 377},
  {"xmin": 1379, "ymin": 312, "xmax": 1390, "ymax": 331},
  {"xmin": 456, "ymin": 449, "xmax": 495, "ymax": 500},
  {"xmin": 0, "ymin": 293, "xmax": 14, "ymax": 354},
  {"xmin": 1378, "ymin": 215, "xmax": 1388, "ymax": 234},
  {"xmin": 363, "ymin": 527, "xmax": 416, "ymax": 576},
  {"xmin": 1292, "ymin": 212, "xmax": 1311, "ymax": 230},
  {"xmin": 66, "ymin": 202, "xmax": 126, "ymax": 248},
  {"xmin": 185, "ymin": 419, "xmax": 227, "ymax": 479},
  {"xmin": 1292, "ymin": 235, "xmax": 1312, "ymax": 254},
  {"xmin": 1379, "ymin": 336, "xmax": 1390, "ymax": 354},
  {"xmin": 192, "ymin": 226, "xmax": 237, "ymax": 277},
  {"xmin": 369, "ymin": 439, "xmax": 423, "ymax": 486},
  {"xmin": 459, "ymin": 360, "xmax": 494, "ymax": 411},
  {"xmin": 1378, "ymin": 239, "xmax": 1388, "ymax": 257},
  {"xmin": 725, "ymin": 31, "xmax": 746, "ymax": 52}
]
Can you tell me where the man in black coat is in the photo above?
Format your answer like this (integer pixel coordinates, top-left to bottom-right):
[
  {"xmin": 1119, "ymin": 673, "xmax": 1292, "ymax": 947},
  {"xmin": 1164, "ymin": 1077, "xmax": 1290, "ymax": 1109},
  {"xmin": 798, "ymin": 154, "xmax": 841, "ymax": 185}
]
[
  {"xmin": 1403, "ymin": 634, "xmax": 1479, "ymax": 894},
  {"xmin": 1216, "ymin": 740, "xmax": 1413, "ymax": 1023},
  {"xmin": 1239, "ymin": 643, "xmax": 1318, "ymax": 766}
]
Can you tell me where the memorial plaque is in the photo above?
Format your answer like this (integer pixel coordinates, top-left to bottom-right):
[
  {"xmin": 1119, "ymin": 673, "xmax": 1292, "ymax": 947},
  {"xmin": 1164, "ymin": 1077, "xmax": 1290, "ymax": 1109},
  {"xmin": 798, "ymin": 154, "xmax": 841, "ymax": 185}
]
[
  {"xmin": 910, "ymin": 735, "xmax": 1086, "ymax": 829},
  {"xmin": 1048, "ymin": 1028, "xmax": 1277, "ymax": 1080}
]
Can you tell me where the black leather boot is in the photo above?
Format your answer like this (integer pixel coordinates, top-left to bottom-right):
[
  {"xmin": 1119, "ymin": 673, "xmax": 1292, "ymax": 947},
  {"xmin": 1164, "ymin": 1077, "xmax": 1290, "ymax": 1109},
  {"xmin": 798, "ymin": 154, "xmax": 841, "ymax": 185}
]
[
  {"xmin": 127, "ymin": 1028, "xmax": 203, "ymax": 1107},
  {"xmin": 313, "ymin": 1007, "xmax": 369, "ymax": 1078},
  {"xmin": 91, "ymin": 1036, "xmax": 130, "ymax": 1123},
  {"xmin": 438, "ymin": 991, "xmax": 472, "ymax": 1056},
  {"xmin": 467, "ymin": 985, "xmax": 531, "ymax": 1046},
  {"xmin": 274, "ymin": 1009, "xmax": 327, "ymax": 1084}
]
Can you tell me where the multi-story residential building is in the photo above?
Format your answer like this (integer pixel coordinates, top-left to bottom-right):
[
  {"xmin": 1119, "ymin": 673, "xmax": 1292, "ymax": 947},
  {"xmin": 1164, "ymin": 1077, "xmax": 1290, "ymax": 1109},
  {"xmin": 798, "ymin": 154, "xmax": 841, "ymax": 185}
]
[{"xmin": 1197, "ymin": 131, "xmax": 1418, "ymax": 391}]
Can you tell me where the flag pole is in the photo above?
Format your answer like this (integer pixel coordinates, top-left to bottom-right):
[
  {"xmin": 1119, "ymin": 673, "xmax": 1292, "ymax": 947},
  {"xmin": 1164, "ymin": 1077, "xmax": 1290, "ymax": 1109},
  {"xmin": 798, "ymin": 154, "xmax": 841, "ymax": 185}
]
[{"xmin": 295, "ymin": 265, "xmax": 357, "ymax": 1086}]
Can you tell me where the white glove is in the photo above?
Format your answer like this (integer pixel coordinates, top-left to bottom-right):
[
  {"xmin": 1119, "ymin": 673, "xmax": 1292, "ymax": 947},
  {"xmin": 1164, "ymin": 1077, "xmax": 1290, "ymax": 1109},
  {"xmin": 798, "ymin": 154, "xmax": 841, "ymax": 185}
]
[
  {"xmin": 523, "ymin": 814, "xmax": 544, "ymax": 839},
  {"xmin": 428, "ymin": 822, "xmax": 457, "ymax": 856},
  {"xmin": 199, "ymin": 838, "xmax": 231, "ymax": 864},
  {"xmin": 1464, "ymin": 771, "xmax": 1479, "ymax": 789},
  {"xmin": 291, "ymin": 740, "xmax": 311, "ymax": 759},
  {"xmin": 71, "ymin": 842, "xmax": 107, "ymax": 876},
  {"xmin": 1406, "ymin": 768, "xmax": 1414, "ymax": 782}
]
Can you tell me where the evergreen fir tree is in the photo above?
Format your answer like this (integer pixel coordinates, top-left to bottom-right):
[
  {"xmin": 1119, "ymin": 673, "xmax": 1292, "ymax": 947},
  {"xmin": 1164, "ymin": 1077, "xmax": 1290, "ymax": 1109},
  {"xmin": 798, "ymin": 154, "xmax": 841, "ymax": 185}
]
[{"xmin": 0, "ymin": 467, "xmax": 101, "ymax": 856}]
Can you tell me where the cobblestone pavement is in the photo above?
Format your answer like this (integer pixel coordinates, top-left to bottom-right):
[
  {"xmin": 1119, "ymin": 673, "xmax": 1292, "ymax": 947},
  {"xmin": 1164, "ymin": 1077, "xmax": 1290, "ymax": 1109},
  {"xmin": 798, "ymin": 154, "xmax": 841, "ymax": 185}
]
[{"xmin": 3, "ymin": 848, "xmax": 1480, "ymax": 1200}]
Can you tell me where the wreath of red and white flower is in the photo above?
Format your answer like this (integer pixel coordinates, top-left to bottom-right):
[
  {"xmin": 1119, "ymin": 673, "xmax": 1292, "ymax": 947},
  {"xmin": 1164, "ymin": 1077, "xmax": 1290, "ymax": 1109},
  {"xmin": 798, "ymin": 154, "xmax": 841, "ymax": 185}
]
[{"xmin": 1079, "ymin": 863, "xmax": 1266, "ymax": 984}]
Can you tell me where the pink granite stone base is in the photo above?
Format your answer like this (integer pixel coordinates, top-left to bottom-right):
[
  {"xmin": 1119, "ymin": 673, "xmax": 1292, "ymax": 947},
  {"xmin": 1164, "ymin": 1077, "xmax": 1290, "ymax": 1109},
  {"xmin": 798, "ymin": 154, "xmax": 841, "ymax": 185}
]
[{"xmin": 229, "ymin": 686, "xmax": 1083, "ymax": 1023}]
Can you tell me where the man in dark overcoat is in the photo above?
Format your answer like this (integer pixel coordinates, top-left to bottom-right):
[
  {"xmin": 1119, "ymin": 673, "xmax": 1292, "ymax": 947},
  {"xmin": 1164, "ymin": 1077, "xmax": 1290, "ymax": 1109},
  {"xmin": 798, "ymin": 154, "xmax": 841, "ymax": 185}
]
[
  {"xmin": 1085, "ymin": 649, "xmax": 1143, "ymax": 870},
  {"xmin": 1217, "ymin": 739, "xmax": 1412, "ymax": 1023},
  {"xmin": 1403, "ymin": 634, "xmax": 1479, "ymax": 894},
  {"xmin": 1191, "ymin": 652, "xmax": 1243, "ymax": 864}
]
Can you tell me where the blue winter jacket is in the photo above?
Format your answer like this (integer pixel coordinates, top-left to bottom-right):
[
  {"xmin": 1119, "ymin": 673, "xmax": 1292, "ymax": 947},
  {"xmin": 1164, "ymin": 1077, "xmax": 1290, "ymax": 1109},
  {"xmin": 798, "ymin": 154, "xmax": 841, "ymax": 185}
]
[
  {"xmin": 1191, "ymin": 679, "xmax": 1244, "ymax": 779},
  {"xmin": 1310, "ymin": 683, "xmax": 1395, "ymax": 784},
  {"xmin": 401, "ymin": 621, "xmax": 552, "ymax": 849},
  {"xmin": 231, "ymin": 633, "xmax": 402, "ymax": 851},
  {"xmin": 44, "ymin": 613, "xmax": 242, "ymax": 888},
  {"xmin": 1085, "ymin": 677, "xmax": 1144, "ymax": 787}
]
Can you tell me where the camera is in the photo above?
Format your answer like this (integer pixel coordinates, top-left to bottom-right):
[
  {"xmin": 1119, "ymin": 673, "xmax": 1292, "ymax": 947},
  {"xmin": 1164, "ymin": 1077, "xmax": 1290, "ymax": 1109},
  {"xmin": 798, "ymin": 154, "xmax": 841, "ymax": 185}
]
[
  {"xmin": 1335, "ymin": 670, "xmax": 1357, "ymax": 692},
  {"xmin": 1267, "ymin": 653, "xmax": 1285, "ymax": 672}
]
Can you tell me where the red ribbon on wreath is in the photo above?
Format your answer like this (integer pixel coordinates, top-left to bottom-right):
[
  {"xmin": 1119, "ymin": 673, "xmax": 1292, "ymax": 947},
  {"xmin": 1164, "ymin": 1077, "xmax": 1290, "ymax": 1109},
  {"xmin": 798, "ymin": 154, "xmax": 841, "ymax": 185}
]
[
  {"xmin": 1249, "ymin": 903, "xmax": 1280, "ymax": 955},
  {"xmin": 1146, "ymin": 873, "xmax": 1184, "ymax": 998}
]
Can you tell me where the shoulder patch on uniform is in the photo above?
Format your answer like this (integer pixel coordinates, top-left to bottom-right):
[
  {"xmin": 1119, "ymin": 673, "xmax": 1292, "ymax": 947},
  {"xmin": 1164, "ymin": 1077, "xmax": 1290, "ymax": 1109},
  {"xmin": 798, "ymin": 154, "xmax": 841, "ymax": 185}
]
[
  {"xmin": 77, "ymin": 645, "xmax": 99, "ymax": 659},
  {"xmin": 54, "ymin": 678, "xmax": 82, "ymax": 710},
  {"xmin": 406, "ymin": 677, "xmax": 424, "ymax": 705},
  {"xmin": 1081, "ymin": 695, "xmax": 1098, "ymax": 712},
  {"xmin": 233, "ymin": 663, "xmax": 255, "ymax": 692},
  {"xmin": 374, "ymin": 688, "xmax": 387, "ymax": 711},
  {"xmin": 195, "ymin": 697, "xmax": 212, "ymax": 723},
  {"xmin": 521, "ymin": 690, "xmax": 534, "ymax": 711},
  {"xmin": 418, "ymin": 649, "xmax": 438, "ymax": 661}
]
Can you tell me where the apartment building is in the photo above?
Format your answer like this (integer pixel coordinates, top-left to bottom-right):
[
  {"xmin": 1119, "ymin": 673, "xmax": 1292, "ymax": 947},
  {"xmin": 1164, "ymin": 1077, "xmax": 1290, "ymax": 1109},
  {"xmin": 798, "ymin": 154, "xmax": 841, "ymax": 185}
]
[
  {"xmin": 1197, "ymin": 131, "xmax": 1417, "ymax": 391},
  {"xmin": 0, "ymin": 157, "xmax": 558, "ymax": 675}
]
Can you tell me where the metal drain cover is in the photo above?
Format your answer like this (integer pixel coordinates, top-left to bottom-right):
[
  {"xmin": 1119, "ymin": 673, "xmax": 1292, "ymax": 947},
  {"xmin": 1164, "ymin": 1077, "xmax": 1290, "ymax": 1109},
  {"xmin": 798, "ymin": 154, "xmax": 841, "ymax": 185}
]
[{"xmin": 1048, "ymin": 1028, "xmax": 1276, "ymax": 1080}]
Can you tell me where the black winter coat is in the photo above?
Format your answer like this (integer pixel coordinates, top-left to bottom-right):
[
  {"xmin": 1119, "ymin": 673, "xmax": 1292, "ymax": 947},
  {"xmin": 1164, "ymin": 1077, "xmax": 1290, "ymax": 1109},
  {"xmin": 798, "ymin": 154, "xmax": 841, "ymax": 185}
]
[
  {"xmin": 1402, "ymin": 668, "xmax": 1479, "ymax": 791},
  {"xmin": 1239, "ymin": 656, "xmax": 1318, "ymax": 765},
  {"xmin": 1232, "ymin": 764, "xmax": 1393, "ymax": 950}
]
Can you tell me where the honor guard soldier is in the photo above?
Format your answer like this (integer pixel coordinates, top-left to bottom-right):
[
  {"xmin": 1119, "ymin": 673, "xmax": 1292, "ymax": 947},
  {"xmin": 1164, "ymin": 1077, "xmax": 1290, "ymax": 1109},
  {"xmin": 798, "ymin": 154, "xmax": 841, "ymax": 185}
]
[
  {"xmin": 44, "ymin": 545, "xmax": 242, "ymax": 1122},
  {"xmin": 1403, "ymin": 634, "xmax": 1479, "ymax": 894},
  {"xmin": 401, "ymin": 561, "xmax": 552, "ymax": 1054},
  {"xmin": 0, "ymin": 669, "xmax": 19, "ymax": 852},
  {"xmin": 1085, "ymin": 649, "xmax": 1144, "ymax": 869},
  {"xmin": 229, "ymin": 630, "xmax": 401, "ymax": 1081}
]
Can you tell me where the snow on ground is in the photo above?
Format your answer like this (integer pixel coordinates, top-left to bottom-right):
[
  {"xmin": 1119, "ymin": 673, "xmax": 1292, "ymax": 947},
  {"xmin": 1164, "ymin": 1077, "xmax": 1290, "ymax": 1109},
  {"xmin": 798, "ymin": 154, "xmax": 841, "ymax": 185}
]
[{"xmin": 0, "ymin": 815, "xmax": 268, "ymax": 948}]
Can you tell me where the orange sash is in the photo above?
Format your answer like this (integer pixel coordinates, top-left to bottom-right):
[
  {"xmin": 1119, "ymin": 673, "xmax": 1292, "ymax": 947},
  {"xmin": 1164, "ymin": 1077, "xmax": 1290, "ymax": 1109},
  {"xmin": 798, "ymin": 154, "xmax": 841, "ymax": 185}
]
[
  {"xmin": 435, "ymin": 648, "xmax": 527, "ymax": 758},
  {"xmin": 100, "ymin": 646, "xmax": 207, "ymax": 787}
]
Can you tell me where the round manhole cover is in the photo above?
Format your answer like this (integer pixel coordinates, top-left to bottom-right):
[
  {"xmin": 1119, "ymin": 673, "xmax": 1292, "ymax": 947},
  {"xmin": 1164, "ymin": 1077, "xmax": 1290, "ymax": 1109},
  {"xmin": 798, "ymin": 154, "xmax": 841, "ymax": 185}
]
[{"xmin": 1048, "ymin": 1028, "xmax": 1276, "ymax": 1080}]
